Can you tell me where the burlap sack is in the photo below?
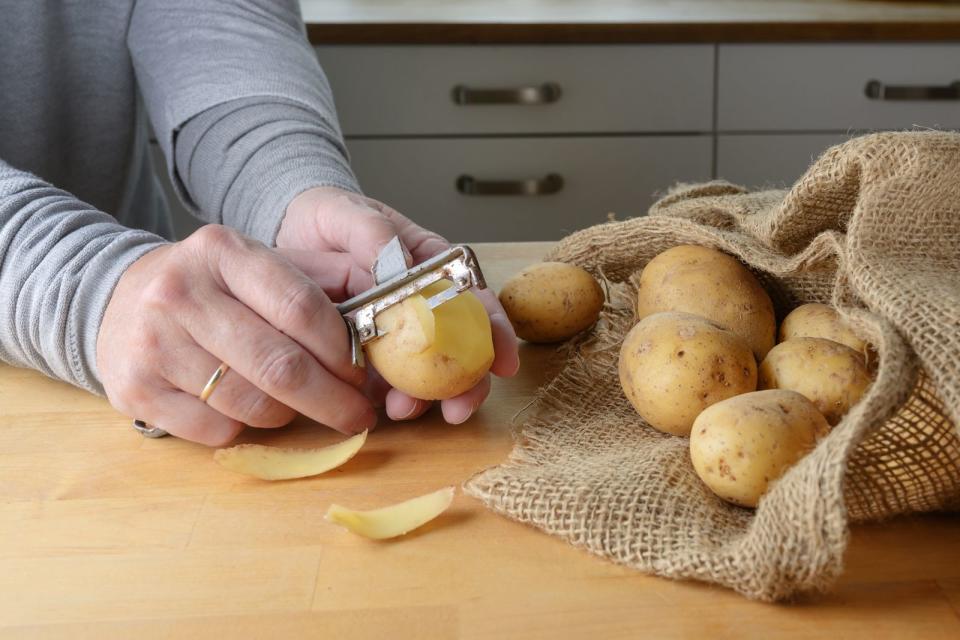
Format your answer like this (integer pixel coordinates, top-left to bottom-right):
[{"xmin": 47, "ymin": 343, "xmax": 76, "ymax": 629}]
[{"xmin": 466, "ymin": 131, "xmax": 960, "ymax": 601}]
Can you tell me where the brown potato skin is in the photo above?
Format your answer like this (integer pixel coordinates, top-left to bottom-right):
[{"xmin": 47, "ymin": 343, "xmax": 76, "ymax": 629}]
[
  {"xmin": 499, "ymin": 262, "xmax": 605, "ymax": 343},
  {"xmin": 618, "ymin": 312, "xmax": 758, "ymax": 436},
  {"xmin": 690, "ymin": 389, "xmax": 829, "ymax": 508},
  {"xmin": 758, "ymin": 337, "xmax": 872, "ymax": 426},
  {"xmin": 636, "ymin": 245, "xmax": 776, "ymax": 360}
]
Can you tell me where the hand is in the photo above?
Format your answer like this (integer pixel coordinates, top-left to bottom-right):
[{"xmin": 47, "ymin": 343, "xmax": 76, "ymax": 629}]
[
  {"xmin": 277, "ymin": 186, "xmax": 520, "ymax": 424},
  {"xmin": 96, "ymin": 225, "xmax": 375, "ymax": 446}
]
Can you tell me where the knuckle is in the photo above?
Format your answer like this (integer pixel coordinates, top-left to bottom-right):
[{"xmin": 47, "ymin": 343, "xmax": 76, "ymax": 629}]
[
  {"xmin": 257, "ymin": 347, "xmax": 311, "ymax": 393},
  {"xmin": 140, "ymin": 270, "xmax": 191, "ymax": 312},
  {"xmin": 188, "ymin": 224, "xmax": 248, "ymax": 256},
  {"xmin": 275, "ymin": 281, "xmax": 325, "ymax": 330}
]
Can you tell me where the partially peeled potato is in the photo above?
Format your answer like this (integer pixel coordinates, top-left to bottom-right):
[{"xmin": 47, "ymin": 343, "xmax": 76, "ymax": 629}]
[{"xmin": 365, "ymin": 280, "xmax": 494, "ymax": 400}]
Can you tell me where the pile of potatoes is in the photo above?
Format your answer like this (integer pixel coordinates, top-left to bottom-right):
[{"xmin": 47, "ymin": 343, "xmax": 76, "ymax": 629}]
[{"xmin": 618, "ymin": 245, "xmax": 873, "ymax": 508}]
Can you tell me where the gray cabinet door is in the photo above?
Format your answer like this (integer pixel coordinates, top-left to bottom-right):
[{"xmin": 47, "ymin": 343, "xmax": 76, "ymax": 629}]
[
  {"xmin": 318, "ymin": 45, "xmax": 714, "ymax": 136},
  {"xmin": 719, "ymin": 44, "xmax": 960, "ymax": 132},
  {"xmin": 717, "ymin": 134, "xmax": 854, "ymax": 189},
  {"xmin": 347, "ymin": 136, "xmax": 712, "ymax": 242}
]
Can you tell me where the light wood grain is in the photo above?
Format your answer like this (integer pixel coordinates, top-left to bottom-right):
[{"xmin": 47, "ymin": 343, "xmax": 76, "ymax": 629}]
[
  {"xmin": 300, "ymin": 0, "xmax": 960, "ymax": 43},
  {"xmin": 1, "ymin": 242, "xmax": 958, "ymax": 638}
]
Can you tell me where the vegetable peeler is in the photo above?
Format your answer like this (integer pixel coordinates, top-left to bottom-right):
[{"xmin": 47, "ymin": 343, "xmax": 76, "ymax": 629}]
[
  {"xmin": 336, "ymin": 236, "xmax": 487, "ymax": 368},
  {"xmin": 132, "ymin": 237, "xmax": 487, "ymax": 438}
]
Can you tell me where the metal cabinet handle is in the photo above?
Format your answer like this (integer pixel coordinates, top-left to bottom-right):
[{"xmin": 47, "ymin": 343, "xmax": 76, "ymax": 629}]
[
  {"xmin": 452, "ymin": 82, "xmax": 562, "ymax": 105},
  {"xmin": 455, "ymin": 173, "xmax": 564, "ymax": 196},
  {"xmin": 865, "ymin": 79, "xmax": 960, "ymax": 101}
]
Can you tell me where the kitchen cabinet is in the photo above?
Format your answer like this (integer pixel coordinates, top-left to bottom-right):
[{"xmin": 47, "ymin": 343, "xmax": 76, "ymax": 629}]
[
  {"xmin": 319, "ymin": 45, "xmax": 715, "ymax": 241},
  {"xmin": 347, "ymin": 136, "xmax": 711, "ymax": 242}
]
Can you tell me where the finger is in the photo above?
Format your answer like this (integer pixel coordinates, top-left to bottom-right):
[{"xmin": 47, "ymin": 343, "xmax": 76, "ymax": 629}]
[
  {"xmin": 362, "ymin": 367, "xmax": 392, "ymax": 409},
  {"xmin": 159, "ymin": 342, "xmax": 296, "ymax": 429},
  {"xmin": 277, "ymin": 248, "xmax": 375, "ymax": 301},
  {"xmin": 376, "ymin": 204, "xmax": 450, "ymax": 264},
  {"xmin": 440, "ymin": 374, "xmax": 492, "ymax": 425},
  {"xmin": 202, "ymin": 228, "xmax": 363, "ymax": 388},
  {"xmin": 184, "ymin": 288, "xmax": 376, "ymax": 435},
  {"xmin": 312, "ymin": 192, "xmax": 410, "ymax": 273},
  {"xmin": 385, "ymin": 389, "xmax": 433, "ymax": 422},
  {"xmin": 474, "ymin": 288, "xmax": 520, "ymax": 377},
  {"xmin": 141, "ymin": 386, "xmax": 245, "ymax": 446}
]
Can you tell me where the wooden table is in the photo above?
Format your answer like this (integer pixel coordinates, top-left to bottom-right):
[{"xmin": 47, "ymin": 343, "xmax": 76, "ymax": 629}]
[{"xmin": 1, "ymin": 242, "xmax": 959, "ymax": 639}]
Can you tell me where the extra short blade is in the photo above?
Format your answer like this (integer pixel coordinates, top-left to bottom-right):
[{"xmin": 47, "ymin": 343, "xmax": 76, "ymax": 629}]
[
  {"xmin": 373, "ymin": 236, "xmax": 408, "ymax": 285},
  {"xmin": 425, "ymin": 284, "xmax": 461, "ymax": 310}
]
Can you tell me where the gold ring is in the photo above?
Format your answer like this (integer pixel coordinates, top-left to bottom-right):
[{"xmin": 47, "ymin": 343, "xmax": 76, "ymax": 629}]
[{"xmin": 200, "ymin": 363, "xmax": 230, "ymax": 403}]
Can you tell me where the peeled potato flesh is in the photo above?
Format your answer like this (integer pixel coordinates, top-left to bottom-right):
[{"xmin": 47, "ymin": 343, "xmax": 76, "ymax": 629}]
[
  {"xmin": 498, "ymin": 261, "xmax": 605, "ymax": 343},
  {"xmin": 365, "ymin": 280, "xmax": 494, "ymax": 400},
  {"xmin": 324, "ymin": 486, "xmax": 455, "ymax": 540},
  {"xmin": 213, "ymin": 431, "xmax": 367, "ymax": 480}
]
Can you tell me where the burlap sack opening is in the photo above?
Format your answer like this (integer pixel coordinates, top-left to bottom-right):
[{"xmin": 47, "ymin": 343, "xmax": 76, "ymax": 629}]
[{"xmin": 466, "ymin": 132, "xmax": 960, "ymax": 601}]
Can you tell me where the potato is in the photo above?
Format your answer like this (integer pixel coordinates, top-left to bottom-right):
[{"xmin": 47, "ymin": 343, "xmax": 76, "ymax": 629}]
[
  {"xmin": 690, "ymin": 390, "xmax": 829, "ymax": 508},
  {"xmin": 636, "ymin": 245, "xmax": 776, "ymax": 359},
  {"xmin": 618, "ymin": 312, "xmax": 757, "ymax": 436},
  {"xmin": 758, "ymin": 337, "xmax": 871, "ymax": 426},
  {"xmin": 325, "ymin": 486, "xmax": 455, "ymax": 540},
  {"xmin": 778, "ymin": 303, "xmax": 869, "ymax": 356},
  {"xmin": 499, "ymin": 261, "xmax": 604, "ymax": 343},
  {"xmin": 365, "ymin": 280, "xmax": 494, "ymax": 400}
]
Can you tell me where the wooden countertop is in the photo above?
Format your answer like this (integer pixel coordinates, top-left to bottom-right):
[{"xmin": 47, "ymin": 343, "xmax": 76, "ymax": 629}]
[
  {"xmin": 1, "ymin": 241, "xmax": 959, "ymax": 638},
  {"xmin": 301, "ymin": 0, "xmax": 960, "ymax": 43}
]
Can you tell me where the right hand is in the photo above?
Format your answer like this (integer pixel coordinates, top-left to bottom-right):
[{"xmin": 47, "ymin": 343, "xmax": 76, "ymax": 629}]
[{"xmin": 96, "ymin": 224, "xmax": 376, "ymax": 446}]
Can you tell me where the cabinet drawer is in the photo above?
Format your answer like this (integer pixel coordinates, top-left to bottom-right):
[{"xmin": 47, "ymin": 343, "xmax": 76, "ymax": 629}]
[
  {"xmin": 317, "ymin": 46, "xmax": 714, "ymax": 136},
  {"xmin": 347, "ymin": 136, "xmax": 712, "ymax": 242},
  {"xmin": 717, "ymin": 134, "xmax": 853, "ymax": 189},
  {"xmin": 718, "ymin": 45, "xmax": 960, "ymax": 132}
]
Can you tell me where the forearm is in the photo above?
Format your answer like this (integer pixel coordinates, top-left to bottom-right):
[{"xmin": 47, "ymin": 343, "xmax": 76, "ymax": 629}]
[
  {"xmin": 0, "ymin": 160, "xmax": 166, "ymax": 393},
  {"xmin": 130, "ymin": 0, "xmax": 359, "ymax": 245},
  {"xmin": 174, "ymin": 98, "xmax": 360, "ymax": 245}
]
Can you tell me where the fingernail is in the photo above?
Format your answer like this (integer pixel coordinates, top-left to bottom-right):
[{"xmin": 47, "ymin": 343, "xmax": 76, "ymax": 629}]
[
  {"xmin": 361, "ymin": 408, "xmax": 378, "ymax": 432},
  {"xmin": 398, "ymin": 399, "xmax": 421, "ymax": 421},
  {"xmin": 449, "ymin": 404, "xmax": 474, "ymax": 425}
]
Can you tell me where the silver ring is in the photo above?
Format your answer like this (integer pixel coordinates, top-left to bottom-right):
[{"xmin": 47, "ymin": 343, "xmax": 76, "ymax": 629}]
[{"xmin": 132, "ymin": 419, "xmax": 169, "ymax": 438}]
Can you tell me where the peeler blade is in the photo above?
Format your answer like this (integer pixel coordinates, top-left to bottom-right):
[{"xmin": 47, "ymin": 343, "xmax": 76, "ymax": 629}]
[{"xmin": 373, "ymin": 236, "xmax": 408, "ymax": 285}]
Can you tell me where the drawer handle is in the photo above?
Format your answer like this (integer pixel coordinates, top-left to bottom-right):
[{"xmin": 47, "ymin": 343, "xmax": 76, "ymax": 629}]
[
  {"xmin": 455, "ymin": 173, "xmax": 564, "ymax": 196},
  {"xmin": 451, "ymin": 82, "xmax": 562, "ymax": 105},
  {"xmin": 865, "ymin": 79, "xmax": 960, "ymax": 101}
]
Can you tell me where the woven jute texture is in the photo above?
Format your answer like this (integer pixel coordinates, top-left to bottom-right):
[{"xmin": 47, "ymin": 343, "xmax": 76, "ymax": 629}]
[{"xmin": 465, "ymin": 132, "xmax": 960, "ymax": 601}]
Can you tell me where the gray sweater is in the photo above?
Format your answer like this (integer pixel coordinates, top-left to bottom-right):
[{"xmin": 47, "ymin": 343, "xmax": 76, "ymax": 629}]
[{"xmin": 0, "ymin": 0, "xmax": 360, "ymax": 394}]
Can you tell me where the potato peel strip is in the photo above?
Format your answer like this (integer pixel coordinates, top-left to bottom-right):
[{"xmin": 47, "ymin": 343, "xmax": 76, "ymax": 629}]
[
  {"xmin": 214, "ymin": 430, "xmax": 367, "ymax": 480},
  {"xmin": 325, "ymin": 486, "xmax": 455, "ymax": 539}
]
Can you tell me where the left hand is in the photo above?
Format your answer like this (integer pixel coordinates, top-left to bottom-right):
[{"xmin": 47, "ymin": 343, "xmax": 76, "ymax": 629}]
[{"xmin": 276, "ymin": 186, "xmax": 520, "ymax": 425}]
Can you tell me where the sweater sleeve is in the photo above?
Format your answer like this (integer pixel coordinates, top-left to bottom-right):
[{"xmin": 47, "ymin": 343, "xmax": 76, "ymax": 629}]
[
  {"xmin": 128, "ymin": 0, "xmax": 359, "ymax": 246},
  {"xmin": 0, "ymin": 159, "xmax": 166, "ymax": 394}
]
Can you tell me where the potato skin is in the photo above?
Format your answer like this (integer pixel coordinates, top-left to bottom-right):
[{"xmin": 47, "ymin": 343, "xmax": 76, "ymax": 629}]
[
  {"xmin": 779, "ymin": 303, "xmax": 868, "ymax": 356},
  {"xmin": 618, "ymin": 312, "xmax": 758, "ymax": 436},
  {"xmin": 636, "ymin": 245, "xmax": 776, "ymax": 360},
  {"xmin": 690, "ymin": 390, "xmax": 829, "ymax": 508},
  {"xmin": 499, "ymin": 262, "xmax": 605, "ymax": 343},
  {"xmin": 758, "ymin": 337, "xmax": 871, "ymax": 426},
  {"xmin": 366, "ymin": 281, "xmax": 494, "ymax": 400}
]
